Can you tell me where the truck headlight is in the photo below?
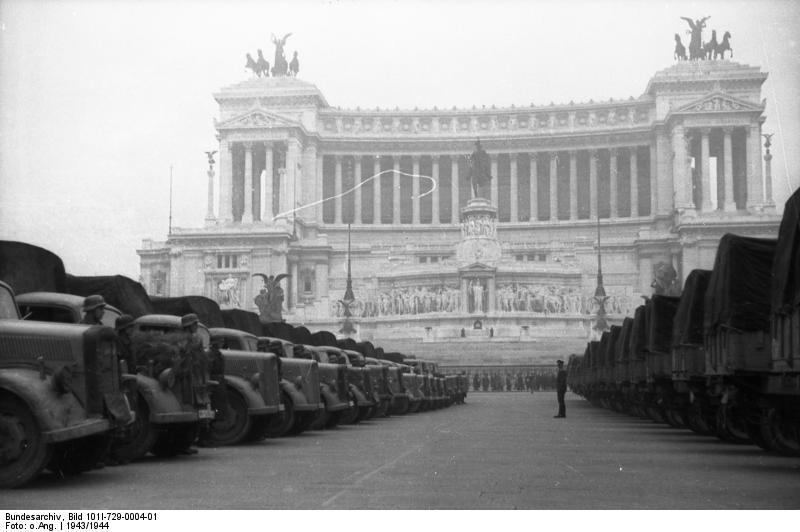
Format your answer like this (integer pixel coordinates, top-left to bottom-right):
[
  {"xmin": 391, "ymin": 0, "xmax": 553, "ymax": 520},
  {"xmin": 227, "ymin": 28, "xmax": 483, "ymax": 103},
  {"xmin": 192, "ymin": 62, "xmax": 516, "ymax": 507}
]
[
  {"xmin": 293, "ymin": 376, "xmax": 303, "ymax": 390},
  {"xmin": 249, "ymin": 373, "xmax": 261, "ymax": 390},
  {"xmin": 53, "ymin": 365, "xmax": 73, "ymax": 395}
]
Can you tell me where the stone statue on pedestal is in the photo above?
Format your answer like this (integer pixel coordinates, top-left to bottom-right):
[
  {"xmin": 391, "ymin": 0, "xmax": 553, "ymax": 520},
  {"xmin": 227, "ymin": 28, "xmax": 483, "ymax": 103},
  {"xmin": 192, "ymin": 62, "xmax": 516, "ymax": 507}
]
[
  {"xmin": 253, "ymin": 273, "xmax": 290, "ymax": 322},
  {"xmin": 680, "ymin": 16, "xmax": 710, "ymax": 60},
  {"xmin": 271, "ymin": 33, "xmax": 292, "ymax": 77},
  {"xmin": 468, "ymin": 139, "xmax": 492, "ymax": 199}
]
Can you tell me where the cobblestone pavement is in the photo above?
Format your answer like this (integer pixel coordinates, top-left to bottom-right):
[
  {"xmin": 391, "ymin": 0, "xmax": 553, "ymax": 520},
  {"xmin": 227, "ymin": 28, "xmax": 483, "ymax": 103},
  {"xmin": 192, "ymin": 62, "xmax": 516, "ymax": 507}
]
[{"xmin": 4, "ymin": 392, "xmax": 800, "ymax": 509}]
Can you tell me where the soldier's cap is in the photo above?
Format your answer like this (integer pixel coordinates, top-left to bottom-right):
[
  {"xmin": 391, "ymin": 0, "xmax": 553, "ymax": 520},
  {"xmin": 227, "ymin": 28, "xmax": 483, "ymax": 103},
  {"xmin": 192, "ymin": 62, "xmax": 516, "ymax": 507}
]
[
  {"xmin": 83, "ymin": 294, "xmax": 106, "ymax": 311},
  {"xmin": 556, "ymin": 360, "xmax": 564, "ymax": 365},
  {"xmin": 181, "ymin": 313, "xmax": 200, "ymax": 327},
  {"xmin": 115, "ymin": 314, "xmax": 135, "ymax": 331}
]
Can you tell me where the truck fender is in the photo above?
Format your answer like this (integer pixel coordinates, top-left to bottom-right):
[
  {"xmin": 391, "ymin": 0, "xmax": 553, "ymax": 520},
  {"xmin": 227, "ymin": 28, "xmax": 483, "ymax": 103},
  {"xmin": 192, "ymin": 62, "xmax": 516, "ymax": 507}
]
[
  {"xmin": 134, "ymin": 374, "xmax": 185, "ymax": 420},
  {"xmin": 319, "ymin": 385, "xmax": 343, "ymax": 410},
  {"xmin": 223, "ymin": 375, "xmax": 267, "ymax": 411},
  {"xmin": 280, "ymin": 380, "xmax": 307, "ymax": 407},
  {"xmin": 348, "ymin": 384, "xmax": 369, "ymax": 406},
  {"xmin": 0, "ymin": 368, "xmax": 90, "ymax": 435}
]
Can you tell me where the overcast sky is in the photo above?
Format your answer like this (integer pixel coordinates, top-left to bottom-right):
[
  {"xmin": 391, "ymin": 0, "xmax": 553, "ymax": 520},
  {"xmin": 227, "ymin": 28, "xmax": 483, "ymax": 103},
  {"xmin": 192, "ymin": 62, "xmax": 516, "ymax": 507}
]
[{"xmin": 1, "ymin": 0, "xmax": 798, "ymax": 279}]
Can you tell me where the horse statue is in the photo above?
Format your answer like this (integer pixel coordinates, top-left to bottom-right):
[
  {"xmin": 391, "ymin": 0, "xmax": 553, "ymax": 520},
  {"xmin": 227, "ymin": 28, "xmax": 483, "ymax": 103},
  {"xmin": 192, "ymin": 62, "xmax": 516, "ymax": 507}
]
[
  {"xmin": 714, "ymin": 31, "xmax": 732, "ymax": 59},
  {"xmin": 702, "ymin": 29, "xmax": 718, "ymax": 59},
  {"xmin": 674, "ymin": 34, "xmax": 687, "ymax": 61},
  {"xmin": 245, "ymin": 53, "xmax": 259, "ymax": 76},
  {"xmin": 680, "ymin": 15, "xmax": 710, "ymax": 60},
  {"xmin": 289, "ymin": 51, "xmax": 300, "ymax": 77},
  {"xmin": 468, "ymin": 139, "xmax": 492, "ymax": 199},
  {"xmin": 256, "ymin": 49, "xmax": 270, "ymax": 77},
  {"xmin": 271, "ymin": 32, "xmax": 292, "ymax": 77},
  {"xmin": 253, "ymin": 273, "xmax": 290, "ymax": 322}
]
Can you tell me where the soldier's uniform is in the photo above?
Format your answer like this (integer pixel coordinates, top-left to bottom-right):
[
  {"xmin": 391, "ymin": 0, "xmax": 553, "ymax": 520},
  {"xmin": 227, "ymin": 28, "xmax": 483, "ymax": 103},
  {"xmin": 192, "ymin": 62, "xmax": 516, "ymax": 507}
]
[
  {"xmin": 114, "ymin": 314, "xmax": 136, "ymax": 372},
  {"xmin": 554, "ymin": 360, "xmax": 567, "ymax": 418},
  {"xmin": 80, "ymin": 294, "xmax": 106, "ymax": 325}
]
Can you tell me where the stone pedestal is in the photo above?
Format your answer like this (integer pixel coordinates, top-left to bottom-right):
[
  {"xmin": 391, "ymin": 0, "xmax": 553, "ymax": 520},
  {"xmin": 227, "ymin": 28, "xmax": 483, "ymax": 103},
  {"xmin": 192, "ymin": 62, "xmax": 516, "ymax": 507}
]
[{"xmin": 456, "ymin": 197, "xmax": 501, "ymax": 316}]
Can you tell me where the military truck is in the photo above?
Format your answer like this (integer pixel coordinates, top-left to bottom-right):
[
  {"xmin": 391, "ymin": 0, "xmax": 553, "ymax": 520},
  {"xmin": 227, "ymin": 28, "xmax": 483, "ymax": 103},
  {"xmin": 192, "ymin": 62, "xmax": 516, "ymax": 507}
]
[
  {"xmin": 17, "ymin": 291, "xmax": 123, "ymax": 327},
  {"xmin": 119, "ymin": 314, "xmax": 215, "ymax": 459},
  {"xmin": 372, "ymin": 359, "xmax": 410, "ymax": 415},
  {"xmin": 210, "ymin": 328, "xmax": 320, "ymax": 438},
  {"xmin": 166, "ymin": 327, "xmax": 281, "ymax": 445},
  {"xmin": 0, "ymin": 281, "xmax": 134, "ymax": 488},
  {"xmin": 306, "ymin": 345, "xmax": 374, "ymax": 424},
  {"xmin": 343, "ymin": 350, "xmax": 385, "ymax": 418},
  {"xmin": 262, "ymin": 339, "xmax": 350, "ymax": 431}
]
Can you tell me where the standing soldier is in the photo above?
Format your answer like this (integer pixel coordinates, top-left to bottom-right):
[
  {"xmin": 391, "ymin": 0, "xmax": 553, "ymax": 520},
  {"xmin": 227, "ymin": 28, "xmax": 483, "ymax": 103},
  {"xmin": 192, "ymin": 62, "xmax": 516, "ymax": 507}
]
[
  {"xmin": 80, "ymin": 295, "xmax": 106, "ymax": 325},
  {"xmin": 114, "ymin": 314, "xmax": 136, "ymax": 372},
  {"xmin": 505, "ymin": 373, "xmax": 512, "ymax": 392},
  {"xmin": 473, "ymin": 372, "xmax": 480, "ymax": 392},
  {"xmin": 554, "ymin": 360, "xmax": 567, "ymax": 418}
]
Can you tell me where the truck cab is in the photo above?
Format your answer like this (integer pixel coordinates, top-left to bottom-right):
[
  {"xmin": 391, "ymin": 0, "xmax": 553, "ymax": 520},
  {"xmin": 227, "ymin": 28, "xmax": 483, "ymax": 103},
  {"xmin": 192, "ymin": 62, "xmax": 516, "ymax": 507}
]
[
  {"xmin": 209, "ymin": 328, "xmax": 318, "ymax": 438},
  {"xmin": 0, "ymin": 281, "xmax": 134, "ymax": 488},
  {"xmin": 262, "ymin": 339, "xmax": 350, "ymax": 431},
  {"xmin": 305, "ymin": 345, "xmax": 374, "ymax": 424}
]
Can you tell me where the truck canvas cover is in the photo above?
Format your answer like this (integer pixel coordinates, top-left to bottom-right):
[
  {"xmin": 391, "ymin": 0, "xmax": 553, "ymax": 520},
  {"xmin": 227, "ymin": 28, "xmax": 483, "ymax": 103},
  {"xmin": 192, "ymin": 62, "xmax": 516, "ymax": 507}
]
[
  {"xmin": 65, "ymin": 274, "xmax": 154, "ymax": 317},
  {"xmin": 772, "ymin": 187, "xmax": 800, "ymax": 314},
  {"xmin": 648, "ymin": 295, "xmax": 681, "ymax": 355},
  {"xmin": 704, "ymin": 234, "xmax": 777, "ymax": 334},
  {"xmin": 0, "ymin": 240, "xmax": 66, "ymax": 294},
  {"xmin": 311, "ymin": 330, "xmax": 338, "ymax": 348},
  {"xmin": 616, "ymin": 317, "xmax": 634, "ymax": 362},
  {"xmin": 220, "ymin": 309, "xmax": 262, "ymax": 336},
  {"xmin": 150, "ymin": 295, "xmax": 225, "ymax": 328},
  {"xmin": 630, "ymin": 304, "xmax": 648, "ymax": 358},
  {"xmin": 672, "ymin": 270, "xmax": 712, "ymax": 346}
]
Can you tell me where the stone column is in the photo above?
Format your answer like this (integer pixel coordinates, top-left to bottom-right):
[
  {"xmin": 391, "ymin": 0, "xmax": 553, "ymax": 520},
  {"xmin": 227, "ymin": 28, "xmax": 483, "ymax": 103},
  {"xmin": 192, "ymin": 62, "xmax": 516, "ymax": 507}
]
[
  {"xmin": 205, "ymin": 155, "xmax": 216, "ymax": 223},
  {"xmin": 487, "ymin": 277, "xmax": 496, "ymax": 313},
  {"xmin": 609, "ymin": 148, "xmax": 618, "ymax": 218},
  {"xmin": 373, "ymin": 156, "xmax": 381, "ymax": 223},
  {"xmin": 315, "ymin": 262, "xmax": 330, "ymax": 316},
  {"xmin": 549, "ymin": 152, "xmax": 558, "ymax": 221},
  {"xmin": 393, "ymin": 157, "xmax": 400, "ymax": 224},
  {"xmin": 316, "ymin": 152, "xmax": 324, "ymax": 224},
  {"xmin": 747, "ymin": 123, "xmax": 764, "ymax": 210},
  {"xmin": 431, "ymin": 156, "xmax": 440, "ymax": 224},
  {"xmin": 589, "ymin": 149, "xmax": 598, "ymax": 219},
  {"xmin": 672, "ymin": 124, "xmax": 691, "ymax": 210},
  {"xmin": 243, "ymin": 142, "xmax": 254, "ymax": 223},
  {"xmin": 290, "ymin": 259, "xmax": 299, "ymax": 311},
  {"xmin": 412, "ymin": 155, "xmax": 420, "ymax": 224},
  {"xmin": 630, "ymin": 146, "xmax": 639, "ymax": 217},
  {"xmin": 699, "ymin": 128, "xmax": 713, "ymax": 212},
  {"xmin": 529, "ymin": 154, "xmax": 537, "ymax": 221},
  {"xmin": 218, "ymin": 137, "xmax": 233, "ymax": 222},
  {"xmin": 490, "ymin": 154, "xmax": 499, "ymax": 206},
  {"xmin": 284, "ymin": 138, "xmax": 301, "ymax": 217},
  {"xmin": 262, "ymin": 144, "xmax": 274, "ymax": 222},
  {"xmin": 650, "ymin": 140, "xmax": 658, "ymax": 215},
  {"xmin": 460, "ymin": 277, "xmax": 469, "ymax": 314},
  {"xmin": 334, "ymin": 155, "xmax": 343, "ymax": 224},
  {"xmin": 569, "ymin": 150, "xmax": 577, "ymax": 220},
  {"xmin": 510, "ymin": 154, "xmax": 518, "ymax": 222},
  {"xmin": 722, "ymin": 128, "xmax": 736, "ymax": 212},
  {"xmin": 764, "ymin": 134, "xmax": 775, "ymax": 207},
  {"xmin": 451, "ymin": 157, "xmax": 459, "ymax": 222},
  {"xmin": 354, "ymin": 156, "xmax": 362, "ymax": 224}
]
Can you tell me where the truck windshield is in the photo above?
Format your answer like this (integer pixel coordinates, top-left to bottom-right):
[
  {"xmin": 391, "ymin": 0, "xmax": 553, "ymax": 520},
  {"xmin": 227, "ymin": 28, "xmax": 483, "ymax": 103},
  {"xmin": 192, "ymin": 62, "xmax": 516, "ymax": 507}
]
[{"xmin": 0, "ymin": 285, "xmax": 20, "ymax": 319}]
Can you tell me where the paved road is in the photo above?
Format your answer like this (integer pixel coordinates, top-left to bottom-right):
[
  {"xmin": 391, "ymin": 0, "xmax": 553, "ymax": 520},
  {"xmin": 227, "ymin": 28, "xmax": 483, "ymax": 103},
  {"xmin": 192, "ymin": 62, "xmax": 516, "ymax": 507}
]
[{"xmin": 4, "ymin": 392, "xmax": 800, "ymax": 509}]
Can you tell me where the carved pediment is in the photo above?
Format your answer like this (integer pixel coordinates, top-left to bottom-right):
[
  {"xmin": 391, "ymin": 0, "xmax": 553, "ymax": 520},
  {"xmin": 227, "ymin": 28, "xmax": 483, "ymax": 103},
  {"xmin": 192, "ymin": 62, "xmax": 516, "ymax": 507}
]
[
  {"xmin": 671, "ymin": 92, "xmax": 764, "ymax": 115},
  {"xmin": 216, "ymin": 109, "xmax": 300, "ymax": 130}
]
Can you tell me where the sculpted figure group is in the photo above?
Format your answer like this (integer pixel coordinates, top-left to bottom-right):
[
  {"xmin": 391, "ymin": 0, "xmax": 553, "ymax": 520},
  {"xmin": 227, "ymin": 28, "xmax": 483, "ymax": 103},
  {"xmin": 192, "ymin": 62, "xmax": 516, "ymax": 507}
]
[
  {"xmin": 245, "ymin": 33, "xmax": 300, "ymax": 78},
  {"xmin": 674, "ymin": 16, "xmax": 732, "ymax": 61},
  {"xmin": 461, "ymin": 215, "xmax": 497, "ymax": 238}
]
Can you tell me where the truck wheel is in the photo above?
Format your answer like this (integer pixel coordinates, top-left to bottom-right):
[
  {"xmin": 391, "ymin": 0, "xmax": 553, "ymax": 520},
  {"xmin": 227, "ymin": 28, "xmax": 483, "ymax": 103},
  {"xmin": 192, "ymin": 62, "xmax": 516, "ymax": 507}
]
[
  {"xmin": 358, "ymin": 405, "xmax": 372, "ymax": 421},
  {"xmin": 108, "ymin": 393, "xmax": 158, "ymax": 463},
  {"xmin": 760, "ymin": 409, "xmax": 800, "ymax": 456},
  {"xmin": 664, "ymin": 408, "xmax": 687, "ymax": 429},
  {"xmin": 261, "ymin": 393, "xmax": 295, "ymax": 438},
  {"xmin": 48, "ymin": 434, "xmax": 111, "ymax": 476},
  {"xmin": 151, "ymin": 423, "xmax": 199, "ymax": 457},
  {"xmin": 339, "ymin": 395, "xmax": 359, "ymax": 425},
  {"xmin": 686, "ymin": 404, "xmax": 715, "ymax": 436},
  {"xmin": 199, "ymin": 390, "xmax": 252, "ymax": 447},
  {"xmin": 309, "ymin": 400, "xmax": 330, "ymax": 431},
  {"xmin": 715, "ymin": 405, "xmax": 752, "ymax": 444},
  {"xmin": 0, "ymin": 394, "xmax": 52, "ymax": 489}
]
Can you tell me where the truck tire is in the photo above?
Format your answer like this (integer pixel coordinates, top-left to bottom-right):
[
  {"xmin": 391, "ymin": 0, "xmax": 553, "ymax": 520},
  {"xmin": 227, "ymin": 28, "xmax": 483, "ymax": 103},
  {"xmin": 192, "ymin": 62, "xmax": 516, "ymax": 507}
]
[
  {"xmin": 108, "ymin": 393, "xmax": 159, "ymax": 463},
  {"xmin": 309, "ymin": 405, "xmax": 330, "ymax": 432},
  {"xmin": 261, "ymin": 392, "xmax": 295, "ymax": 438},
  {"xmin": 759, "ymin": 409, "xmax": 800, "ymax": 456},
  {"xmin": 0, "ymin": 394, "xmax": 52, "ymax": 489},
  {"xmin": 199, "ymin": 389, "xmax": 252, "ymax": 447},
  {"xmin": 289, "ymin": 412, "xmax": 316, "ymax": 435},
  {"xmin": 715, "ymin": 405, "xmax": 752, "ymax": 444},
  {"xmin": 324, "ymin": 411, "xmax": 342, "ymax": 429},
  {"xmin": 339, "ymin": 395, "xmax": 359, "ymax": 425}
]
